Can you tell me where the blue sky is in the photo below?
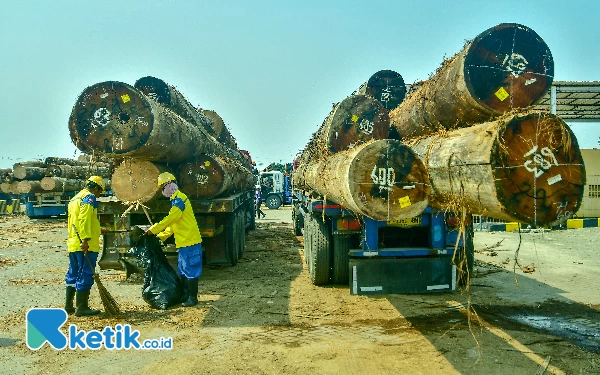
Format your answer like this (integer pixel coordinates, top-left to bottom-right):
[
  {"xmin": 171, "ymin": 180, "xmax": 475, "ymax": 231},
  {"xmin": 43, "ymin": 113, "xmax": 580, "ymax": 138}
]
[{"xmin": 1, "ymin": 0, "xmax": 599, "ymax": 169}]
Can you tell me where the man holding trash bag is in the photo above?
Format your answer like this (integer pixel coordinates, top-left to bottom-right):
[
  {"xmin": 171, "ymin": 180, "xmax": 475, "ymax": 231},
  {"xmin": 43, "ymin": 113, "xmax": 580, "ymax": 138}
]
[
  {"xmin": 65, "ymin": 176, "xmax": 107, "ymax": 316},
  {"xmin": 145, "ymin": 172, "xmax": 203, "ymax": 307}
]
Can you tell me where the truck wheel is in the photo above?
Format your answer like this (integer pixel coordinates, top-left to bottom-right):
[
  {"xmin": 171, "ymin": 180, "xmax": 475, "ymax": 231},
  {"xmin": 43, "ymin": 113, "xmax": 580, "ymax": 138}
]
[
  {"xmin": 457, "ymin": 225, "xmax": 475, "ymax": 286},
  {"xmin": 225, "ymin": 216, "xmax": 238, "ymax": 266},
  {"xmin": 309, "ymin": 214, "xmax": 331, "ymax": 286},
  {"xmin": 292, "ymin": 206, "xmax": 303, "ymax": 236},
  {"xmin": 332, "ymin": 235, "xmax": 350, "ymax": 284},
  {"xmin": 303, "ymin": 214, "xmax": 313, "ymax": 271},
  {"xmin": 246, "ymin": 203, "xmax": 256, "ymax": 232},
  {"xmin": 265, "ymin": 194, "xmax": 282, "ymax": 209},
  {"xmin": 238, "ymin": 212, "xmax": 245, "ymax": 259}
]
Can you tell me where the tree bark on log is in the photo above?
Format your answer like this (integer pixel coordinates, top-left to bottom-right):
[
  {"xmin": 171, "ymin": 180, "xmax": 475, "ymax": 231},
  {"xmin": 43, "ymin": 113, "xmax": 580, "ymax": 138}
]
[
  {"xmin": 48, "ymin": 164, "xmax": 111, "ymax": 179},
  {"xmin": 134, "ymin": 76, "xmax": 216, "ymax": 137},
  {"xmin": 134, "ymin": 76, "xmax": 244, "ymax": 163},
  {"xmin": 43, "ymin": 157, "xmax": 86, "ymax": 166},
  {"xmin": 69, "ymin": 81, "xmax": 248, "ymax": 166},
  {"xmin": 299, "ymin": 94, "xmax": 390, "ymax": 168},
  {"xmin": 176, "ymin": 155, "xmax": 255, "ymax": 199},
  {"xmin": 199, "ymin": 109, "xmax": 238, "ymax": 150},
  {"xmin": 111, "ymin": 159, "xmax": 173, "ymax": 202},
  {"xmin": 390, "ymin": 23, "xmax": 554, "ymax": 139},
  {"xmin": 13, "ymin": 166, "xmax": 48, "ymax": 180},
  {"xmin": 356, "ymin": 70, "xmax": 406, "ymax": 111},
  {"xmin": 294, "ymin": 139, "xmax": 430, "ymax": 221},
  {"xmin": 40, "ymin": 177, "xmax": 86, "ymax": 192},
  {"xmin": 17, "ymin": 180, "xmax": 45, "ymax": 194},
  {"xmin": 13, "ymin": 161, "xmax": 45, "ymax": 168},
  {"xmin": 408, "ymin": 111, "xmax": 584, "ymax": 226}
]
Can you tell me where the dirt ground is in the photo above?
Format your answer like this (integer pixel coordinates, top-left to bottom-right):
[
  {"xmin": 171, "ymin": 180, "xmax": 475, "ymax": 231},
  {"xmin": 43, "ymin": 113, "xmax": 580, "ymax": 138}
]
[{"xmin": 0, "ymin": 207, "xmax": 599, "ymax": 375}]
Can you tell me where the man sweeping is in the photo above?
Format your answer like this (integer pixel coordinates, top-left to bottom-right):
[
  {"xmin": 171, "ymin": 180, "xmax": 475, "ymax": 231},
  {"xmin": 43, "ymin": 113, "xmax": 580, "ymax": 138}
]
[
  {"xmin": 65, "ymin": 176, "xmax": 107, "ymax": 316},
  {"xmin": 145, "ymin": 172, "xmax": 202, "ymax": 307}
]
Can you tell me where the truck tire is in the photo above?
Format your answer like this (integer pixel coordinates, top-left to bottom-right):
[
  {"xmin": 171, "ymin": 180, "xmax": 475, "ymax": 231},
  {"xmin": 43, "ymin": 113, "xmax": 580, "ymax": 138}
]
[
  {"xmin": 238, "ymin": 211, "xmax": 245, "ymax": 259},
  {"xmin": 225, "ymin": 216, "xmax": 238, "ymax": 266},
  {"xmin": 246, "ymin": 203, "xmax": 256, "ymax": 232},
  {"xmin": 303, "ymin": 214, "xmax": 313, "ymax": 271},
  {"xmin": 292, "ymin": 206, "xmax": 303, "ymax": 236},
  {"xmin": 457, "ymin": 225, "xmax": 475, "ymax": 286},
  {"xmin": 265, "ymin": 194, "xmax": 282, "ymax": 209},
  {"xmin": 332, "ymin": 235, "xmax": 350, "ymax": 284},
  {"xmin": 309, "ymin": 214, "xmax": 331, "ymax": 286}
]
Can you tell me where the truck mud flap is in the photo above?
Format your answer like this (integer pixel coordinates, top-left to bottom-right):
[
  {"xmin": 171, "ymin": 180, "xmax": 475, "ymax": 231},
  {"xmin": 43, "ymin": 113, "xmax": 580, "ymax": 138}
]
[{"xmin": 349, "ymin": 256, "xmax": 457, "ymax": 295}]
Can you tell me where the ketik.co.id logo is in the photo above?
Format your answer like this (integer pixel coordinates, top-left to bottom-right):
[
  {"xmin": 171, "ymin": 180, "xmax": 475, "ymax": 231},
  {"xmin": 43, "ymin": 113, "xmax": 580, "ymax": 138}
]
[{"xmin": 26, "ymin": 308, "xmax": 172, "ymax": 350}]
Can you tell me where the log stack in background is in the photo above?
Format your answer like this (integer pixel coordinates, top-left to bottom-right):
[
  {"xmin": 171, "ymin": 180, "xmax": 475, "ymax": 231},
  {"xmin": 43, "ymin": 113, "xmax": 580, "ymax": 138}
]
[
  {"xmin": 69, "ymin": 77, "xmax": 255, "ymax": 202},
  {"xmin": 0, "ymin": 157, "xmax": 111, "ymax": 195}
]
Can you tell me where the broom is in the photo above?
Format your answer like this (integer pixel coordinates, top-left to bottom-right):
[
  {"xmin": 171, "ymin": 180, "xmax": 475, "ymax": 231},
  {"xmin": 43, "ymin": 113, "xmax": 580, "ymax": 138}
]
[{"xmin": 72, "ymin": 224, "xmax": 122, "ymax": 316}]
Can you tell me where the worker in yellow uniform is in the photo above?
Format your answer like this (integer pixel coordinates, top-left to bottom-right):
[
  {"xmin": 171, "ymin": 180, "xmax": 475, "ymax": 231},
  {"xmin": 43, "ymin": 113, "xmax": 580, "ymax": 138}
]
[
  {"xmin": 145, "ymin": 172, "xmax": 202, "ymax": 307},
  {"xmin": 65, "ymin": 176, "xmax": 107, "ymax": 316}
]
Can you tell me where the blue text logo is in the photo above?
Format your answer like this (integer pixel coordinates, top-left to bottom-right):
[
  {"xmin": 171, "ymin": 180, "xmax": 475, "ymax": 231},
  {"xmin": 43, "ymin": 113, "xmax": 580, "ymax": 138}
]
[{"xmin": 26, "ymin": 308, "xmax": 172, "ymax": 350}]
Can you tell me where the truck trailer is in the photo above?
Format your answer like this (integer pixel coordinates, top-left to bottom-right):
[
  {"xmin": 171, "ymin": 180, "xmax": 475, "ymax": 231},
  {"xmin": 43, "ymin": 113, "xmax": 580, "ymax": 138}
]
[
  {"xmin": 292, "ymin": 192, "xmax": 473, "ymax": 295},
  {"xmin": 97, "ymin": 191, "xmax": 255, "ymax": 277}
]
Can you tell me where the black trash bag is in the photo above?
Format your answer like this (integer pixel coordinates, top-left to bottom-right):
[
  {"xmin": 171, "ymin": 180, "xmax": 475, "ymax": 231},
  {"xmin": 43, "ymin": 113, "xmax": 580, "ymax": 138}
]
[{"xmin": 129, "ymin": 227, "xmax": 183, "ymax": 309}]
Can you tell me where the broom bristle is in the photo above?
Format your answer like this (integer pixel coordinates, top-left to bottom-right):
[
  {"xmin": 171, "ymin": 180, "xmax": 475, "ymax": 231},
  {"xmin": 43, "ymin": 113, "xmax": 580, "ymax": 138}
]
[{"xmin": 93, "ymin": 274, "xmax": 121, "ymax": 315}]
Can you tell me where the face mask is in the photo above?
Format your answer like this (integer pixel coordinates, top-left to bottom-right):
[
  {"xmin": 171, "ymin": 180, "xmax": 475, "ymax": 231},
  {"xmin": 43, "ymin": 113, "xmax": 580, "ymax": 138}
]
[{"xmin": 162, "ymin": 182, "xmax": 178, "ymax": 197}]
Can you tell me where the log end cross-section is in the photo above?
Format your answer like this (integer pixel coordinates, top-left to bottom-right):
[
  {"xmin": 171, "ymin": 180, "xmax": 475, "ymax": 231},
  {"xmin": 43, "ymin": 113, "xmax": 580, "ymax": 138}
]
[
  {"xmin": 492, "ymin": 113, "xmax": 584, "ymax": 225},
  {"xmin": 348, "ymin": 139, "xmax": 430, "ymax": 220},
  {"xmin": 464, "ymin": 23, "xmax": 554, "ymax": 113},
  {"xmin": 69, "ymin": 81, "xmax": 154, "ymax": 155}
]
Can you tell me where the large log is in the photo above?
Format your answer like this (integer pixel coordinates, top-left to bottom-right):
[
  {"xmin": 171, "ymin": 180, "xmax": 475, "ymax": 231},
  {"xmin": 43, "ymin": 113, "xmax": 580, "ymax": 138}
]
[
  {"xmin": 1, "ymin": 182, "xmax": 19, "ymax": 194},
  {"xmin": 300, "ymin": 94, "xmax": 390, "ymax": 168},
  {"xmin": 13, "ymin": 161, "xmax": 45, "ymax": 168},
  {"xmin": 40, "ymin": 177, "xmax": 86, "ymax": 192},
  {"xmin": 199, "ymin": 109, "xmax": 238, "ymax": 150},
  {"xmin": 1, "ymin": 169, "xmax": 12, "ymax": 182},
  {"xmin": 111, "ymin": 159, "xmax": 173, "ymax": 202},
  {"xmin": 13, "ymin": 166, "xmax": 48, "ymax": 180},
  {"xmin": 43, "ymin": 157, "xmax": 86, "ymax": 166},
  {"xmin": 177, "ymin": 155, "xmax": 255, "ymax": 199},
  {"xmin": 17, "ymin": 180, "xmax": 45, "ymax": 194},
  {"xmin": 409, "ymin": 111, "xmax": 584, "ymax": 226},
  {"xmin": 134, "ymin": 76, "xmax": 243, "ymax": 161},
  {"xmin": 390, "ymin": 23, "xmax": 554, "ymax": 139},
  {"xmin": 48, "ymin": 164, "xmax": 111, "ymax": 179},
  {"xmin": 294, "ymin": 139, "xmax": 430, "ymax": 221},
  {"xmin": 355, "ymin": 70, "xmax": 406, "ymax": 111},
  {"xmin": 134, "ymin": 76, "xmax": 215, "ymax": 136},
  {"xmin": 69, "ymin": 81, "xmax": 245, "ymax": 165}
]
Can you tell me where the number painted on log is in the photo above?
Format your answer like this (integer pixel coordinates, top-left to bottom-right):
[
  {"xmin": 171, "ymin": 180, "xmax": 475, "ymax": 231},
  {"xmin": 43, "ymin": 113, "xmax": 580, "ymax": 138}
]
[
  {"xmin": 358, "ymin": 119, "xmax": 374, "ymax": 135},
  {"xmin": 523, "ymin": 146, "xmax": 559, "ymax": 178},
  {"xmin": 93, "ymin": 107, "xmax": 111, "ymax": 128},
  {"xmin": 371, "ymin": 166, "xmax": 395, "ymax": 191},
  {"xmin": 502, "ymin": 53, "xmax": 529, "ymax": 78},
  {"xmin": 196, "ymin": 174, "xmax": 209, "ymax": 185},
  {"xmin": 380, "ymin": 87, "xmax": 391, "ymax": 104},
  {"xmin": 555, "ymin": 200, "xmax": 573, "ymax": 221}
]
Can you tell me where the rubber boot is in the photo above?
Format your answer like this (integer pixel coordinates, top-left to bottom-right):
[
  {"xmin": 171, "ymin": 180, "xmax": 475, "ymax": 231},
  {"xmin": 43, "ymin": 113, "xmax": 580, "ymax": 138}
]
[
  {"xmin": 74, "ymin": 290, "xmax": 101, "ymax": 317},
  {"xmin": 64, "ymin": 286, "xmax": 76, "ymax": 314},
  {"xmin": 179, "ymin": 275, "xmax": 189, "ymax": 303},
  {"xmin": 182, "ymin": 278, "xmax": 199, "ymax": 307}
]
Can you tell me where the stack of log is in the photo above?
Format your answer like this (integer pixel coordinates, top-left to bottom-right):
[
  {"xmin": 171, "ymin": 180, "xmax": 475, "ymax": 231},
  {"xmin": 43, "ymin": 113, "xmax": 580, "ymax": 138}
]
[
  {"xmin": 295, "ymin": 23, "xmax": 585, "ymax": 226},
  {"xmin": 0, "ymin": 157, "xmax": 111, "ymax": 195},
  {"xmin": 68, "ymin": 77, "xmax": 254, "ymax": 202},
  {"xmin": 293, "ymin": 70, "xmax": 431, "ymax": 221}
]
